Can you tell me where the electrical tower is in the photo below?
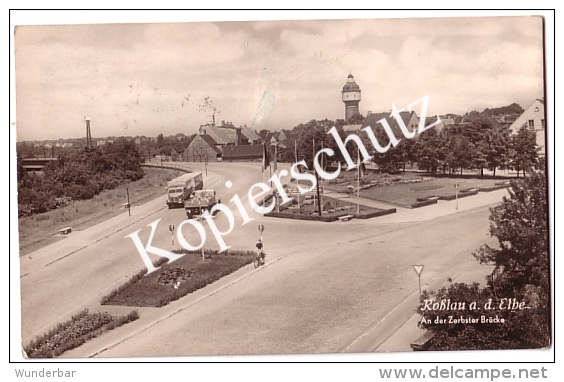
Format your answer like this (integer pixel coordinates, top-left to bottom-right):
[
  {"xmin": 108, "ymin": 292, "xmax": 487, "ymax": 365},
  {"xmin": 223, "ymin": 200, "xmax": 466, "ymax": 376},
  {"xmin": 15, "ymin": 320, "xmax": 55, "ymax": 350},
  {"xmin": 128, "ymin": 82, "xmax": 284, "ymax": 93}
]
[{"xmin": 84, "ymin": 117, "xmax": 92, "ymax": 148}]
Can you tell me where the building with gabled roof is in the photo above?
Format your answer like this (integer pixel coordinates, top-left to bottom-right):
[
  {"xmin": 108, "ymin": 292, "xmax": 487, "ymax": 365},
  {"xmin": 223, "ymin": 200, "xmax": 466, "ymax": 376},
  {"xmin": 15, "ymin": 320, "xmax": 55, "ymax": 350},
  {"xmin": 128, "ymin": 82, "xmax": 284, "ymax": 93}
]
[
  {"xmin": 183, "ymin": 134, "xmax": 223, "ymax": 162},
  {"xmin": 509, "ymin": 99, "xmax": 546, "ymax": 156}
]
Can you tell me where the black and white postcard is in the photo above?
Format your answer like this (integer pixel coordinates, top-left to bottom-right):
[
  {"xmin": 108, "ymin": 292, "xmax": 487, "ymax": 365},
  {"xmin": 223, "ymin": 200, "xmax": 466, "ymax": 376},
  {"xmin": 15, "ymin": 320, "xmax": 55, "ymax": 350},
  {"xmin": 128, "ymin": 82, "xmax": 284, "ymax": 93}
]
[{"xmin": 11, "ymin": 11, "xmax": 554, "ymax": 363}]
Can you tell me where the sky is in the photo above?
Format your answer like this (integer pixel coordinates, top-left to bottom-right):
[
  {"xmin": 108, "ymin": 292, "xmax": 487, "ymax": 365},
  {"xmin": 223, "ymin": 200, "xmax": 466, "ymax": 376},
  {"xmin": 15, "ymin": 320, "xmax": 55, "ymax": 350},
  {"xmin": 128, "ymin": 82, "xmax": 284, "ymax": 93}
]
[{"xmin": 12, "ymin": 11, "xmax": 545, "ymax": 142}]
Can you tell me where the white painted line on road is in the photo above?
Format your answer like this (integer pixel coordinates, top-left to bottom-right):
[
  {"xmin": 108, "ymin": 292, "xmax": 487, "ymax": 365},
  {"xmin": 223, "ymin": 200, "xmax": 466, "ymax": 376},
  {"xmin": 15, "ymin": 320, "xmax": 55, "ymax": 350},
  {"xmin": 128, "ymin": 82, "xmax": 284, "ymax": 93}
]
[
  {"xmin": 21, "ymin": 204, "xmax": 168, "ymax": 279},
  {"xmin": 88, "ymin": 256, "xmax": 285, "ymax": 358}
]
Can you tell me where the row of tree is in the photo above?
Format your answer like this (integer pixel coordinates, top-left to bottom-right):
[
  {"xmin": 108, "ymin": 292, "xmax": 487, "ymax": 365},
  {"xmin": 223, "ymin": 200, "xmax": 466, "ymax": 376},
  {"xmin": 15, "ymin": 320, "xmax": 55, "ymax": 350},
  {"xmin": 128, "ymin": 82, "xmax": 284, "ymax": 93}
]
[
  {"xmin": 137, "ymin": 133, "xmax": 195, "ymax": 161},
  {"xmin": 17, "ymin": 139, "xmax": 144, "ymax": 217},
  {"xmin": 405, "ymin": 121, "xmax": 539, "ymax": 177},
  {"xmin": 288, "ymin": 116, "xmax": 539, "ymax": 177}
]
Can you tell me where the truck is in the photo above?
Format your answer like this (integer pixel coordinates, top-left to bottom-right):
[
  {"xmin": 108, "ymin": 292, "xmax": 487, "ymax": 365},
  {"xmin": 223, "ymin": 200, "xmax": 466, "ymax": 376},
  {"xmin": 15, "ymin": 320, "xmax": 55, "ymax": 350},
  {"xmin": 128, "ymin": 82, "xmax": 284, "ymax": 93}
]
[
  {"xmin": 166, "ymin": 172, "xmax": 203, "ymax": 209},
  {"xmin": 184, "ymin": 189, "xmax": 221, "ymax": 219}
]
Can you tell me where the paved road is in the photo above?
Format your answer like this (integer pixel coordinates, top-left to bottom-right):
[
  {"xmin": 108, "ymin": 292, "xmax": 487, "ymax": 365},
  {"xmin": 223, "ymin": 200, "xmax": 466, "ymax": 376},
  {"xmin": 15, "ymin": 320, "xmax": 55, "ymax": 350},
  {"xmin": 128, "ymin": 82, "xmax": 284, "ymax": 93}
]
[{"xmin": 19, "ymin": 162, "xmax": 504, "ymax": 357}]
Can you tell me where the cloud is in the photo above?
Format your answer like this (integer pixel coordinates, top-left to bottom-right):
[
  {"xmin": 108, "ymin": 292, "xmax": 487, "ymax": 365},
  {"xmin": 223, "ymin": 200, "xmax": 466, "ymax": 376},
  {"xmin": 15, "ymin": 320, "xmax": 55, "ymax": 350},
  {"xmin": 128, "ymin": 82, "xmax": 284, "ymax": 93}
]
[{"xmin": 13, "ymin": 16, "xmax": 545, "ymax": 141}]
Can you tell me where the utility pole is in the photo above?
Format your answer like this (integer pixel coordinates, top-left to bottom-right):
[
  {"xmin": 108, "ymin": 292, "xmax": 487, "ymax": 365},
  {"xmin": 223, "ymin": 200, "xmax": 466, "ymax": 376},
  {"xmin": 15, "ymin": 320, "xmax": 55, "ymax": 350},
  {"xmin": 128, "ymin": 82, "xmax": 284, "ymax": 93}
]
[{"xmin": 126, "ymin": 188, "xmax": 131, "ymax": 216}]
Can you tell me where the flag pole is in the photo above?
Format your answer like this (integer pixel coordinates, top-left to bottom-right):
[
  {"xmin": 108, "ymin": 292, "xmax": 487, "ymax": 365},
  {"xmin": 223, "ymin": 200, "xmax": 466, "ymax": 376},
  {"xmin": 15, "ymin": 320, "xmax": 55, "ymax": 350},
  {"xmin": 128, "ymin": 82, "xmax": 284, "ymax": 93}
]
[
  {"xmin": 314, "ymin": 138, "xmax": 322, "ymax": 216},
  {"xmin": 357, "ymin": 146, "xmax": 360, "ymax": 214},
  {"xmin": 320, "ymin": 141, "xmax": 323, "ymax": 214},
  {"xmin": 295, "ymin": 139, "xmax": 300, "ymax": 209},
  {"xmin": 262, "ymin": 141, "xmax": 266, "ymax": 207}
]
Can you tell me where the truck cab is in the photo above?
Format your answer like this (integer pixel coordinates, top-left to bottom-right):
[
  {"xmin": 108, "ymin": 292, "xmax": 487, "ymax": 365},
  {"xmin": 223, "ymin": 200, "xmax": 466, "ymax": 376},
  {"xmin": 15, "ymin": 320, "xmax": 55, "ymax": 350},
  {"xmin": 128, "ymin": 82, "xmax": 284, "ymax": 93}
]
[{"xmin": 184, "ymin": 190, "xmax": 220, "ymax": 219}]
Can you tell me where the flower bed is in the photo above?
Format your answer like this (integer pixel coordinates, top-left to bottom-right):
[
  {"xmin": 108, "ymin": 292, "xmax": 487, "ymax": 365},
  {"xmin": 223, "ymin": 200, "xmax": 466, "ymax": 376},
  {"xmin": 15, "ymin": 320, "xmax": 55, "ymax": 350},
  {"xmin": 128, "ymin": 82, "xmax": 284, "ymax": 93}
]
[
  {"xmin": 24, "ymin": 309, "xmax": 139, "ymax": 358},
  {"xmin": 265, "ymin": 196, "xmax": 395, "ymax": 221},
  {"xmin": 101, "ymin": 249, "xmax": 255, "ymax": 308}
]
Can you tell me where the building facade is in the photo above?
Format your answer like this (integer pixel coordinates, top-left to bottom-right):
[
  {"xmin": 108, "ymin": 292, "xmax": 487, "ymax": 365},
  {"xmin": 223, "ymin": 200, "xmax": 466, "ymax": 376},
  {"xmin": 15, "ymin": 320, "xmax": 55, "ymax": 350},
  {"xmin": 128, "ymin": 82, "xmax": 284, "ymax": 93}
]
[
  {"xmin": 182, "ymin": 135, "xmax": 222, "ymax": 162},
  {"xmin": 509, "ymin": 99, "xmax": 546, "ymax": 156}
]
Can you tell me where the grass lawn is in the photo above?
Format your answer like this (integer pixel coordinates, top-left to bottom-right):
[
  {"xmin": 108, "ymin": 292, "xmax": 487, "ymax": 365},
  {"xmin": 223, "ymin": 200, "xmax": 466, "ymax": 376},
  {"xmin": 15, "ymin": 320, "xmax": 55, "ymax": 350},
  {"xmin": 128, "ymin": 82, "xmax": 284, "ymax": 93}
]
[
  {"xmin": 101, "ymin": 249, "xmax": 255, "ymax": 308},
  {"xmin": 18, "ymin": 167, "xmax": 187, "ymax": 256},
  {"xmin": 325, "ymin": 171, "xmax": 508, "ymax": 207}
]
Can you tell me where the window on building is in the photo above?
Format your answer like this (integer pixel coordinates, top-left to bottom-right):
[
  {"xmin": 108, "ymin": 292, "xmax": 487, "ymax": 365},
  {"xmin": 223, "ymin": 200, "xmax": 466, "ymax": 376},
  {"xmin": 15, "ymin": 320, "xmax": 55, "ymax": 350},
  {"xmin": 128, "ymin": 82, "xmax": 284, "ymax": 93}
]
[
  {"xmin": 528, "ymin": 120, "xmax": 534, "ymax": 129},
  {"xmin": 541, "ymin": 119, "xmax": 545, "ymax": 129}
]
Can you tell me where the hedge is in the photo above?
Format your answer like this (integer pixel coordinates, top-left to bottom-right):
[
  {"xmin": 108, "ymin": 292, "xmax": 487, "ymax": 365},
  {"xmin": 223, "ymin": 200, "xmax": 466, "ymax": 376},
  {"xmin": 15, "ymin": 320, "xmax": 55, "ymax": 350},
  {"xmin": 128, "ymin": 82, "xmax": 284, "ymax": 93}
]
[
  {"xmin": 438, "ymin": 190, "xmax": 479, "ymax": 201},
  {"xmin": 353, "ymin": 208, "xmax": 396, "ymax": 219},
  {"xmin": 478, "ymin": 185, "xmax": 510, "ymax": 192},
  {"xmin": 411, "ymin": 199, "xmax": 438, "ymax": 208},
  {"xmin": 265, "ymin": 211, "xmax": 341, "ymax": 222},
  {"xmin": 416, "ymin": 196, "xmax": 439, "ymax": 202}
]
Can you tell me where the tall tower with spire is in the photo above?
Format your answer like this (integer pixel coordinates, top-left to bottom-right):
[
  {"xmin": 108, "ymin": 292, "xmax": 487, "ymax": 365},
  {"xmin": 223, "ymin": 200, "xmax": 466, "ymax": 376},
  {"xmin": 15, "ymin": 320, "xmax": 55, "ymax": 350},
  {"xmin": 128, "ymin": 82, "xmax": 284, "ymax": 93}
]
[{"xmin": 342, "ymin": 74, "xmax": 361, "ymax": 121}]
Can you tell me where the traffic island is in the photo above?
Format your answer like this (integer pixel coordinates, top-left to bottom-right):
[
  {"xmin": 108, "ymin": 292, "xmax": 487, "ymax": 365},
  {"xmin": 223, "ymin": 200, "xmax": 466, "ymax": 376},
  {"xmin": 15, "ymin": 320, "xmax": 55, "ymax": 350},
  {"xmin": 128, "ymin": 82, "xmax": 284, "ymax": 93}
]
[
  {"xmin": 100, "ymin": 249, "xmax": 255, "ymax": 308},
  {"xmin": 264, "ymin": 196, "xmax": 396, "ymax": 222}
]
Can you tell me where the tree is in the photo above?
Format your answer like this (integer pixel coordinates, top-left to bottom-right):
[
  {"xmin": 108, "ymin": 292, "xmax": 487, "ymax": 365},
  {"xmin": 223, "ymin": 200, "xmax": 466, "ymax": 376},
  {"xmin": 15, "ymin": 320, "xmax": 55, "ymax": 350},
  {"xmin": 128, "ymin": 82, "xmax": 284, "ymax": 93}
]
[
  {"xmin": 156, "ymin": 133, "xmax": 165, "ymax": 146},
  {"xmin": 413, "ymin": 128, "xmax": 445, "ymax": 173},
  {"xmin": 279, "ymin": 139, "xmax": 297, "ymax": 163},
  {"xmin": 510, "ymin": 125, "xmax": 539, "ymax": 177},
  {"xmin": 398, "ymin": 137, "xmax": 417, "ymax": 171},
  {"xmin": 443, "ymin": 132, "xmax": 472, "ymax": 175},
  {"xmin": 418, "ymin": 171, "xmax": 550, "ymax": 350},
  {"xmin": 296, "ymin": 120, "xmax": 334, "ymax": 170},
  {"xmin": 346, "ymin": 113, "xmax": 365, "ymax": 125},
  {"xmin": 474, "ymin": 172, "xmax": 548, "ymax": 295},
  {"xmin": 370, "ymin": 126, "xmax": 404, "ymax": 173},
  {"xmin": 484, "ymin": 126, "xmax": 511, "ymax": 176}
]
